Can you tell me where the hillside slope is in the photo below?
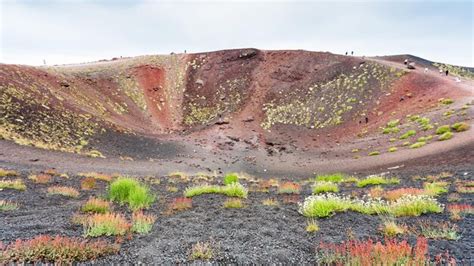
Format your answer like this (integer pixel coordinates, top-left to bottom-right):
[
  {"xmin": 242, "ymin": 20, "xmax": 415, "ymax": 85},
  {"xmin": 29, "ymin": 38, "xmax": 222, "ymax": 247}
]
[{"xmin": 1, "ymin": 49, "xmax": 473, "ymax": 167}]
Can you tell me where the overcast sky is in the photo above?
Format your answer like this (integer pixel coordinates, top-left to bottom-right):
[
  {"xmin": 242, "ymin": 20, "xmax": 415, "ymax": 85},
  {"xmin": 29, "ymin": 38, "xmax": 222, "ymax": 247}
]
[{"xmin": 1, "ymin": 0, "xmax": 472, "ymax": 66}]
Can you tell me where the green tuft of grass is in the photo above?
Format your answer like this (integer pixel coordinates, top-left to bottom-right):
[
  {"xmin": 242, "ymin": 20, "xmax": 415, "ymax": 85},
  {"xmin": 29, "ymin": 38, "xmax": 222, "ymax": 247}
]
[
  {"xmin": 223, "ymin": 173, "xmax": 239, "ymax": 185},
  {"xmin": 0, "ymin": 179, "xmax": 26, "ymax": 191},
  {"xmin": 0, "ymin": 168, "xmax": 19, "ymax": 177},
  {"xmin": 47, "ymin": 186, "xmax": 79, "ymax": 198},
  {"xmin": 298, "ymin": 194, "xmax": 352, "ymax": 218},
  {"xmin": 390, "ymin": 195, "xmax": 443, "ymax": 217},
  {"xmin": 131, "ymin": 211, "xmax": 156, "ymax": 234},
  {"xmin": 81, "ymin": 197, "xmax": 111, "ymax": 214},
  {"xmin": 83, "ymin": 213, "xmax": 131, "ymax": 237},
  {"xmin": 380, "ymin": 220, "xmax": 406, "ymax": 237},
  {"xmin": 190, "ymin": 241, "xmax": 214, "ymax": 260},
  {"xmin": 184, "ymin": 183, "xmax": 248, "ymax": 198},
  {"xmin": 306, "ymin": 219, "xmax": 320, "ymax": 233},
  {"xmin": 388, "ymin": 147, "xmax": 398, "ymax": 152},
  {"xmin": 451, "ymin": 122, "xmax": 469, "ymax": 132},
  {"xmin": 108, "ymin": 177, "xmax": 155, "ymax": 210},
  {"xmin": 223, "ymin": 198, "xmax": 243, "ymax": 208},
  {"xmin": 0, "ymin": 200, "xmax": 18, "ymax": 211},
  {"xmin": 435, "ymin": 125, "xmax": 451, "ymax": 135},
  {"xmin": 417, "ymin": 221, "xmax": 459, "ymax": 240},
  {"xmin": 423, "ymin": 181, "xmax": 449, "ymax": 196},
  {"xmin": 399, "ymin": 130, "xmax": 416, "ymax": 139},
  {"xmin": 313, "ymin": 181, "xmax": 339, "ymax": 194},
  {"xmin": 410, "ymin": 141, "xmax": 426, "ymax": 149},
  {"xmin": 368, "ymin": 151, "xmax": 380, "ymax": 156},
  {"xmin": 315, "ymin": 173, "xmax": 346, "ymax": 183},
  {"xmin": 438, "ymin": 131, "xmax": 453, "ymax": 141},
  {"xmin": 439, "ymin": 98, "xmax": 454, "ymax": 105},
  {"xmin": 356, "ymin": 176, "xmax": 400, "ymax": 188}
]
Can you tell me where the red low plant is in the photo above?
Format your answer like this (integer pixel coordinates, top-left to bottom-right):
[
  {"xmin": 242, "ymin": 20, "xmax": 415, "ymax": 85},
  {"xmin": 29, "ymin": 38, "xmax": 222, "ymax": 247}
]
[
  {"xmin": 81, "ymin": 177, "xmax": 96, "ymax": 190},
  {"xmin": 384, "ymin": 187, "xmax": 426, "ymax": 201},
  {"xmin": 447, "ymin": 203, "xmax": 474, "ymax": 220},
  {"xmin": 277, "ymin": 182, "xmax": 301, "ymax": 194},
  {"xmin": 0, "ymin": 235, "xmax": 119, "ymax": 263},
  {"xmin": 316, "ymin": 237, "xmax": 428, "ymax": 265},
  {"xmin": 169, "ymin": 197, "xmax": 192, "ymax": 211}
]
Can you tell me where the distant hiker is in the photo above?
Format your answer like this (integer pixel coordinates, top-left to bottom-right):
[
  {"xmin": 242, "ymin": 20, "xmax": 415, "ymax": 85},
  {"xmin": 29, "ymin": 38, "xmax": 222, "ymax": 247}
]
[
  {"xmin": 345, "ymin": 51, "xmax": 348, "ymax": 55},
  {"xmin": 184, "ymin": 50, "xmax": 187, "ymax": 53},
  {"xmin": 365, "ymin": 117, "xmax": 369, "ymax": 124},
  {"xmin": 400, "ymin": 96, "xmax": 404, "ymax": 102},
  {"xmin": 43, "ymin": 59, "xmax": 46, "ymax": 65},
  {"xmin": 351, "ymin": 51, "xmax": 354, "ymax": 56},
  {"xmin": 404, "ymin": 59, "xmax": 408, "ymax": 65},
  {"xmin": 424, "ymin": 68, "xmax": 428, "ymax": 73},
  {"xmin": 445, "ymin": 70, "xmax": 449, "ymax": 76}
]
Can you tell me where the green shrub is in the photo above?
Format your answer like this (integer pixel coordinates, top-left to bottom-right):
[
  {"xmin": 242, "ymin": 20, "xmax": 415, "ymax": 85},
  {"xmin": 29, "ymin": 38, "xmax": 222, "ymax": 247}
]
[
  {"xmin": 399, "ymin": 130, "xmax": 416, "ymax": 139},
  {"xmin": 315, "ymin": 173, "xmax": 345, "ymax": 183},
  {"xmin": 313, "ymin": 181, "xmax": 339, "ymax": 194},
  {"xmin": 402, "ymin": 141, "xmax": 411, "ymax": 146},
  {"xmin": 0, "ymin": 179, "xmax": 26, "ymax": 191},
  {"xmin": 410, "ymin": 141, "xmax": 426, "ymax": 149},
  {"xmin": 435, "ymin": 125, "xmax": 451, "ymax": 135},
  {"xmin": 368, "ymin": 151, "xmax": 380, "ymax": 156},
  {"xmin": 356, "ymin": 176, "xmax": 400, "ymax": 188},
  {"xmin": 81, "ymin": 198, "xmax": 110, "ymax": 214},
  {"xmin": 83, "ymin": 213, "xmax": 131, "ymax": 237},
  {"xmin": 223, "ymin": 173, "xmax": 239, "ymax": 185},
  {"xmin": 438, "ymin": 132, "xmax": 453, "ymax": 141},
  {"xmin": 386, "ymin": 119, "xmax": 400, "ymax": 128},
  {"xmin": 388, "ymin": 147, "xmax": 398, "ymax": 152},
  {"xmin": 451, "ymin": 122, "xmax": 469, "ymax": 132},
  {"xmin": 223, "ymin": 198, "xmax": 243, "ymax": 208},
  {"xmin": 306, "ymin": 219, "xmax": 320, "ymax": 233},
  {"xmin": 382, "ymin": 127, "xmax": 400, "ymax": 134},
  {"xmin": 132, "ymin": 212, "xmax": 156, "ymax": 234},
  {"xmin": 108, "ymin": 178, "xmax": 155, "ymax": 210}
]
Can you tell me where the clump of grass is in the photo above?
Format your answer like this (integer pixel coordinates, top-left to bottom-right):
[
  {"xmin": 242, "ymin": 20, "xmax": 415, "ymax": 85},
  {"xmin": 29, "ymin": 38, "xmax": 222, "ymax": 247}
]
[
  {"xmin": 47, "ymin": 186, "xmax": 79, "ymax": 198},
  {"xmin": 81, "ymin": 177, "xmax": 96, "ymax": 190},
  {"xmin": 108, "ymin": 177, "xmax": 155, "ymax": 210},
  {"xmin": 416, "ymin": 221, "xmax": 459, "ymax": 240},
  {"xmin": 423, "ymin": 181, "xmax": 449, "ymax": 196},
  {"xmin": 402, "ymin": 141, "xmax": 411, "ymax": 146},
  {"xmin": 83, "ymin": 213, "xmax": 130, "ymax": 237},
  {"xmin": 356, "ymin": 175, "xmax": 400, "ymax": 188},
  {"xmin": 0, "ymin": 168, "xmax": 18, "ymax": 177},
  {"xmin": 435, "ymin": 125, "xmax": 451, "ymax": 135},
  {"xmin": 388, "ymin": 147, "xmax": 398, "ymax": 152},
  {"xmin": 262, "ymin": 198, "xmax": 279, "ymax": 206},
  {"xmin": 306, "ymin": 219, "xmax": 320, "ymax": 233},
  {"xmin": 223, "ymin": 173, "xmax": 239, "ymax": 185},
  {"xmin": 79, "ymin": 172, "xmax": 113, "ymax": 182},
  {"xmin": 28, "ymin": 174, "xmax": 51, "ymax": 184},
  {"xmin": 416, "ymin": 136, "xmax": 432, "ymax": 142},
  {"xmin": 131, "ymin": 211, "xmax": 156, "ymax": 234},
  {"xmin": 298, "ymin": 193, "xmax": 352, "ymax": 218},
  {"xmin": 380, "ymin": 219, "xmax": 406, "ymax": 237},
  {"xmin": 184, "ymin": 183, "xmax": 248, "ymax": 198},
  {"xmin": 0, "ymin": 200, "xmax": 18, "ymax": 211},
  {"xmin": 368, "ymin": 151, "xmax": 380, "ymax": 156},
  {"xmin": 410, "ymin": 141, "xmax": 426, "ymax": 149},
  {"xmin": 399, "ymin": 130, "xmax": 416, "ymax": 139},
  {"xmin": 451, "ymin": 122, "xmax": 469, "ymax": 132},
  {"xmin": 315, "ymin": 173, "xmax": 345, "ymax": 183},
  {"xmin": 438, "ymin": 131, "xmax": 453, "ymax": 141},
  {"xmin": 166, "ymin": 186, "xmax": 179, "ymax": 193},
  {"xmin": 277, "ymin": 182, "xmax": 301, "ymax": 194},
  {"xmin": 313, "ymin": 181, "xmax": 339, "ymax": 194},
  {"xmin": 169, "ymin": 197, "xmax": 193, "ymax": 211},
  {"xmin": 81, "ymin": 197, "xmax": 111, "ymax": 214},
  {"xmin": 439, "ymin": 98, "xmax": 454, "ymax": 105},
  {"xmin": 223, "ymin": 198, "xmax": 243, "ymax": 208},
  {"xmin": 0, "ymin": 179, "xmax": 26, "ymax": 191},
  {"xmin": 390, "ymin": 195, "xmax": 443, "ymax": 217},
  {"xmin": 0, "ymin": 235, "xmax": 119, "ymax": 264},
  {"xmin": 316, "ymin": 237, "xmax": 428, "ymax": 265},
  {"xmin": 190, "ymin": 241, "xmax": 214, "ymax": 260}
]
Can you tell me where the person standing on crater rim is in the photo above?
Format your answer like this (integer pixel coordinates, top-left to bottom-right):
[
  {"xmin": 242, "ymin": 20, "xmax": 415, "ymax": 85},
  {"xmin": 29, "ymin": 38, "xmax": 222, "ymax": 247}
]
[{"xmin": 445, "ymin": 70, "xmax": 449, "ymax": 76}]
